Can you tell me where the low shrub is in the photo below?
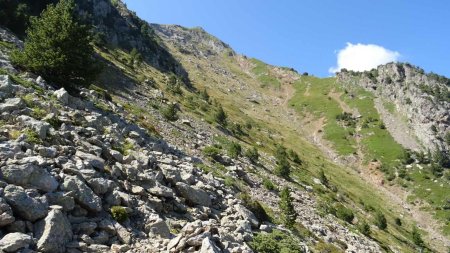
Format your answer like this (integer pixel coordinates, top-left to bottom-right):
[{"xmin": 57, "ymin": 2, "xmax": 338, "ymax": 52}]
[
  {"xmin": 111, "ymin": 206, "xmax": 128, "ymax": 223},
  {"xmin": 250, "ymin": 230, "xmax": 304, "ymax": 253}
]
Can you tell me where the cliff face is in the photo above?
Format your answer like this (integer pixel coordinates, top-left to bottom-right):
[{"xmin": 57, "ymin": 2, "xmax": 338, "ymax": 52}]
[{"xmin": 337, "ymin": 63, "xmax": 450, "ymax": 152}]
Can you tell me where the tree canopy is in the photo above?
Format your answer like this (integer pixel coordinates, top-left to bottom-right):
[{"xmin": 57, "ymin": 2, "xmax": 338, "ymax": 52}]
[{"xmin": 11, "ymin": 0, "xmax": 97, "ymax": 87}]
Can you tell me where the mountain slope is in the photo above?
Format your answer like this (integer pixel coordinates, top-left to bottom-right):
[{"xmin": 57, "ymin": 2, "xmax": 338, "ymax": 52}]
[{"xmin": 0, "ymin": 1, "xmax": 449, "ymax": 253}]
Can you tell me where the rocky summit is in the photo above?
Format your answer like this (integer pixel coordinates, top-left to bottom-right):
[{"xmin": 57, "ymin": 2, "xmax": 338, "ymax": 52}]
[{"xmin": 0, "ymin": 0, "xmax": 449, "ymax": 253}]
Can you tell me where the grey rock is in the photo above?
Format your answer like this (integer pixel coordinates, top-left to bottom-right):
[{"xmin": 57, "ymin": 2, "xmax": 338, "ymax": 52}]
[
  {"xmin": 3, "ymin": 185, "xmax": 48, "ymax": 222},
  {"xmin": 16, "ymin": 115, "xmax": 51, "ymax": 140},
  {"xmin": 146, "ymin": 215, "xmax": 170, "ymax": 238},
  {"xmin": 35, "ymin": 209, "xmax": 72, "ymax": 253},
  {"xmin": 0, "ymin": 232, "xmax": 32, "ymax": 252},
  {"xmin": 75, "ymin": 151, "xmax": 105, "ymax": 170},
  {"xmin": 73, "ymin": 221, "xmax": 97, "ymax": 235},
  {"xmin": 0, "ymin": 75, "xmax": 17, "ymax": 95},
  {"xmin": 186, "ymin": 232, "xmax": 211, "ymax": 247},
  {"xmin": 235, "ymin": 204, "xmax": 259, "ymax": 228},
  {"xmin": 91, "ymin": 230, "xmax": 109, "ymax": 244},
  {"xmin": 38, "ymin": 147, "xmax": 57, "ymax": 158},
  {"xmin": 0, "ymin": 142, "xmax": 21, "ymax": 160},
  {"xmin": 147, "ymin": 182, "xmax": 174, "ymax": 198},
  {"xmin": 160, "ymin": 164, "xmax": 181, "ymax": 184},
  {"xmin": 0, "ymin": 97, "xmax": 24, "ymax": 113},
  {"xmin": 54, "ymin": 88, "xmax": 69, "ymax": 105},
  {"xmin": 113, "ymin": 220, "xmax": 131, "ymax": 244},
  {"xmin": 200, "ymin": 237, "xmax": 221, "ymax": 253},
  {"xmin": 6, "ymin": 220, "xmax": 26, "ymax": 233},
  {"xmin": 1, "ymin": 164, "xmax": 58, "ymax": 192},
  {"xmin": 176, "ymin": 182, "xmax": 211, "ymax": 207},
  {"xmin": 87, "ymin": 178, "xmax": 114, "ymax": 195},
  {"xmin": 0, "ymin": 197, "xmax": 15, "ymax": 227},
  {"xmin": 61, "ymin": 176, "xmax": 102, "ymax": 212},
  {"xmin": 45, "ymin": 192, "xmax": 75, "ymax": 212},
  {"xmin": 109, "ymin": 149, "xmax": 123, "ymax": 162}
]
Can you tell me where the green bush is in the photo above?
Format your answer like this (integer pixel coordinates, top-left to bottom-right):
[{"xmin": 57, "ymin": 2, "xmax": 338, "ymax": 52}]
[
  {"xmin": 24, "ymin": 128, "xmax": 42, "ymax": 144},
  {"xmin": 335, "ymin": 204, "xmax": 354, "ymax": 223},
  {"xmin": 227, "ymin": 141, "xmax": 242, "ymax": 158},
  {"xmin": 229, "ymin": 122, "xmax": 245, "ymax": 136},
  {"xmin": 166, "ymin": 74, "xmax": 183, "ymax": 95},
  {"xmin": 288, "ymin": 149, "xmax": 302, "ymax": 164},
  {"xmin": 263, "ymin": 178, "xmax": 275, "ymax": 191},
  {"xmin": 411, "ymin": 226, "xmax": 424, "ymax": 247},
  {"xmin": 111, "ymin": 206, "xmax": 128, "ymax": 223},
  {"xmin": 202, "ymin": 146, "xmax": 221, "ymax": 160},
  {"xmin": 244, "ymin": 147, "xmax": 259, "ymax": 163},
  {"xmin": 445, "ymin": 132, "xmax": 450, "ymax": 145},
  {"xmin": 395, "ymin": 217, "xmax": 402, "ymax": 226},
  {"xmin": 319, "ymin": 169, "xmax": 329, "ymax": 187},
  {"xmin": 11, "ymin": 0, "xmax": 97, "ymax": 87},
  {"xmin": 359, "ymin": 221, "xmax": 371, "ymax": 236},
  {"xmin": 275, "ymin": 158, "xmax": 290, "ymax": 178},
  {"xmin": 250, "ymin": 230, "xmax": 303, "ymax": 253},
  {"xmin": 374, "ymin": 211, "xmax": 387, "ymax": 230},
  {"xmin": 214, "ymin": 105, "xmax": 228, "ymax": 126},
  {"xmin": 161, "ymin": 103, "xmax": 178, "ymax": 121},
  {"xmin": 279, "ymin": 187, "xmax": 297, "ymax": 229},
  {"xmin": 200, "ymin": 88, "xmax": 210, "ymax": 102}
]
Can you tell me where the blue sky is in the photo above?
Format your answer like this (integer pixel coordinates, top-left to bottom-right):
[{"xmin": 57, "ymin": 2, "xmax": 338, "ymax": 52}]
[{"xmin": 123, "ymin": 0, "xmax": 450, "ymax": 77}]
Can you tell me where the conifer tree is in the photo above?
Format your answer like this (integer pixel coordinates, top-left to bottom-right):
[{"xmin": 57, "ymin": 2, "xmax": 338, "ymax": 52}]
[
  {"xmin": 11, "ymin": 0, "xmax": 96, "ymax": 87},
  {"xmin": 279, "ymin": 187, "xmax": 297, "ymax": 229}
]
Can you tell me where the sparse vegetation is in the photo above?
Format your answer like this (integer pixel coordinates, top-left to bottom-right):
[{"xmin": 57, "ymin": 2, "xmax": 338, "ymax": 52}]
[
  {"xmin": 262, "ymin": 178, "xmax": 276, "ymax": 191},
  {"xmin": 359, "ymin": 221, "xmax": 371, "ymax": 236},
  {"xmin": 244, "ymin": 146, "xmax": 259, "ymax": 163},
  {"xmin": 374, "ymin": 211, "xmax": 387, "ymax": 230},
  {"xmin": 335, "ymin": 204, "xmax": 354, "ymax": 223},
  {"xmin": 279, "ymin": 187, "xmax": 297, "ymax": 229},
  {"xmin": 226, "ymin": 141, "xmax": 241, "ymax": 158},
  {"xmin": 411, "ymin": 226, "xmax": 424, "ymax": 247},
  {"xmin": 24, "ymin": 128, "xmax": 42, "ymax": 144},
  {"xmin": 111, "ymin": 206, "xmax": 128, "ymax": 223},
  {"xmin": 250, "ymin": 230, "xmax": 303, "ymax": 253},
  {"xmin": 202, "ymin": 146, "xmax": 221, "ymax": 160},
  {"xmin": 161, "ymin": 103, "xmax": 178, "ymax": 121},
  {"xmin": 214, "ymin": 105, "xmax": 228, "ymax": 126}
]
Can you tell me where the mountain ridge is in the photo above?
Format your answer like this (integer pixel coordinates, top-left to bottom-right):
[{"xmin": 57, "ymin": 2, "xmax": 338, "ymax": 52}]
[{"xmin": 0, "ymin": 0, "xmax": 449, "ymax": 252}]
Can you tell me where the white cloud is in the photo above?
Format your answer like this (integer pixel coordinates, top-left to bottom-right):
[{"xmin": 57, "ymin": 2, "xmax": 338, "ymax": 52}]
[{"xmin": 329, "ymin": 43, "xmax": 400, "ymax": 73}]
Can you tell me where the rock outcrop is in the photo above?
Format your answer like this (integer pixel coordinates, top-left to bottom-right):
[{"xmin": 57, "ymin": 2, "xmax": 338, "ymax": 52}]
[{"xmin": 337, "ymin": 63, "xmax": 450, "ymax": 152}]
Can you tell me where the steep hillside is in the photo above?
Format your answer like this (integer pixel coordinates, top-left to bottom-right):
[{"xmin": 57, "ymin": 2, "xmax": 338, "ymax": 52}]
[{"xmin": 0, "ymin": 1, "xmax": 449, "ymax": 253}]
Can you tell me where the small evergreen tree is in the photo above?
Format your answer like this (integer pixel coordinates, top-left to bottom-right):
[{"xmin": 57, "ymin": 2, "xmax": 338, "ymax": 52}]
[
  {"xmin": 319, "ymin": 169, "xmax": 328, "ymax": 187},
  {"xmin": 374, "ymin": 211, "xmax": 387, "ymax": 230},
  {"xmin": 11, "ymin": 0, "xmax": 97, "ymax": 87},
  {"xmin": 227, "ymin": 141, "xmax": 242, "ymax": 158},
  {"xmin": 162, "ymin": 103, "xmax": 178, "ymax": 121},
  {"xmin": 359, "ymin": 221, "xmax": 371, "ymax": 236},
  {"xmin": 411, "ymin": 226, "xmax": 424, "ymax": 247},
  {"xmin": 288, "ymin": 149, "xmax": 302, "ymax": 164},
  {"xmin": 395, "ymin": 217, "xmax": 402, "ymax": 226},
  {"xmin": 129, "ymin": 47, "xmax": 143, "ymax": 67},
  {"xmin": 245, "ymin": 147, "xmax": 259, "ymax": 163},
  {"xmin": 279, "ymin": 187, "xmax": 297, "ymax": 229},
  {"xmin": 200, "ymin": 88, "xmax": 210, "ymax": 102},
  {"xmin": 275, "ymin": 157, "xmax": 290, "ymax": 178},
  {"xmin": 275, "ymin": 145, "xmax": 288, "ymax": 161},
  {"xmin": 214, "ymin": 105, "xmax": 228, "ymax": 126}
]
